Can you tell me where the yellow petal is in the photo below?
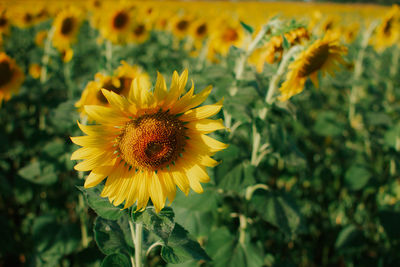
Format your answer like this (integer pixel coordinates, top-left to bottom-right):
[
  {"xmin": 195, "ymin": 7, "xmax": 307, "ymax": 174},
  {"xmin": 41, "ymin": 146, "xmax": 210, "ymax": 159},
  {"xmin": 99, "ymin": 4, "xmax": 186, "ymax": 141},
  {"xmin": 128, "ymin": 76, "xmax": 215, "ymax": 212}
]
[
  {"xmin": 180, "ymin": 98, "xmax": 223, "ymax": 121},
  {"xmin": 70, "ymin": 136, "xmax": 114, "ymax": 148},
  {"xmin": 186, "ymin": 164, "xmax": 210, "ymax": 183},
  {"xmin": 170, "ymin": 170, "xmax": 189, "ymax": 196},
  {"xmin": 84, "ymin": 165, "xmax": 114, "ymax": 188},
  {"xmin": 123, "ymin": 170, "xmax": 140, "ymax": 209},
  {"xmin": 149, "ymin": 172, "xmax": 165, "ymax": 213},
  {"xmin": 179, "ymin": 85, "xmax": 212, "ymax": 113},
  {"xmin": 187, "ymin": 134, "xmax": 228, "ymax": 154},
  {"xmin": 101, "ymin": 89, "xmax": 131, "ymax": 112},
  {"xmin": 84, "ymin": 105, "xmax": 130, "ymax": 125},
  {"xmin": 136, "ymin": 171, "xmax": 150, "ymax": 211},
  {"xmin": 158, "ymin": 171, "xmax": 176, "ymax": 204},
  {"xmin": 74, "ymin": 151, "xmax": 115, "ymax": 171},
  {"xmin": 169, "ymin": 80, "xmax": 194, "ymax": 114},
  {"xmin": 154, "ymin": 71, "xmax": 168, "ymax": 103},
  {"xmin": 186, "ymin": 119, "xmax": 225, "ymax": 134}
]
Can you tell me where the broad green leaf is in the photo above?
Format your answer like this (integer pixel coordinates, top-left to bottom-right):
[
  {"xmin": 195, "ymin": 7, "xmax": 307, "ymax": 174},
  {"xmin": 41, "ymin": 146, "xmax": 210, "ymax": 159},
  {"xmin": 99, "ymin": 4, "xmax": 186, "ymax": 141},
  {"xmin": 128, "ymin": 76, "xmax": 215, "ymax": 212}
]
[
  {"xmin": 101, "ymin": 253, "xmax": 130, "ymax": 267},
  {"xmin": 78, "ymin": 185, "xmax": 124, "ymax": 220},
  {"xmin": 133, "ymin": 207, "xmax": 175, "ymax": 242},
  {"xmin": 94, "ymin": 215, "xmax": 134, "ymax": 256},
  {"xmin": 161, "ymin": 223, "xmax": 211, "ymax": 264},
  {"xmin": 18, "ymin": 161, "xmax": 57, "ymax": 185},
  {"xmin": 344, "ymin": 166, "xmax": 371, "ymax": 191},
  {"xmin": 313, "ymin": 111, "xmax": 344, "ymax": 137},
  {"xmin": 251, "ymin": 192, "xmax": 304, "ymax": 238},
  {"xmin": 335, "ymin": 225, "xmax": 364, "ymax": 250},
  {"xmin": 32, "ymin": 215, "xmax": 80, "ymax": 264}
]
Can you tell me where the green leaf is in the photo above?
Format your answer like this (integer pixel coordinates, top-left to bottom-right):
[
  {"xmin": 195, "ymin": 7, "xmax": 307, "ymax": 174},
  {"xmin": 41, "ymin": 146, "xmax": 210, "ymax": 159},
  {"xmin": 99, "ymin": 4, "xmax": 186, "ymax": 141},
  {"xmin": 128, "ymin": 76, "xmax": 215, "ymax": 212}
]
[
  {"xmin": 282, "ymin": 34, "xmax": 290, "ymax": 50},
  {"xmin": 18, "ymin": 161, "xmax": 57, "ymax": 185},
  {"xmin": 94, "ymin": 215, "xmax": 134, "ymax": 256},
  {"xmin": 32, "ymin": 215, "xmax": 80, "ymax": 264},
  {"xmin": 206, "ymin": 228, "xmax": 263, "ymax": 267},
  {"xmin": 240, "ymin": 21, "xmax": 254, "ymax": 34},
  {"xmin": 313, "ymin": 111, "xmax": 344, "ymax": 137},
  {"xmin": 78, "ymin": 185, "xmax": 124, "ymax": 220},
  {"xmin": 344, "ymin": 165, "xmax": 371, "ymax": 191},
  {"xmin": 335, "ymin": 225, "xmax": 364, "ymax": 250},
  {"xmin": 161, "ymin": 223, "xmax": 211, "ymax": 264},
  {"xmin": 133, "ymin": 207, "xmax": 175, "ymax": 242},
  {"xmin": 101, "ymin": 253, "xmax": 130, "ymax": 267},
  {"xmin": 379, "ymin": 210, "xmax": 400, "ymax": 240},
  {"xmin": 251, "ymin": 192, "xmax": 304, "ymax": 238}
]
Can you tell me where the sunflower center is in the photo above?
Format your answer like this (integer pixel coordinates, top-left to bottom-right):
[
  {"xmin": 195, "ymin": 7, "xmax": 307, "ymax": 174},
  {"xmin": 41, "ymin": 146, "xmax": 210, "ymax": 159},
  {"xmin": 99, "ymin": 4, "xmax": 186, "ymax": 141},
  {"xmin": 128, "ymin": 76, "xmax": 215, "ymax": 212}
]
[
  {"xmin": 118, "ymin": 111, "xmax": 186, "ymax": 170},
  {"xmin": 96, "ymin": 80, "xmax": 124, "ymax": 103},
  {"xmin": 298, "ymin": 44, "xmax": 330, "ymax": 77},
  {"xmin": 176, "ymin": 20, "xmax": 189, "ymax": 31},
  {"xmin": 113, "ymin": 11, "xmax": 129, "ymax": 30},
  {"xmin": 383, "ymin": 18, "xmax": 393, "ymax": 36},
  {"xmin": 61, "ymin": 17, "xmax": 75, "ymax": 36},
  {"xmin": 133, "ymin": 24, "xmax": 145, "ymax": 36},
  {"xmin": 0, "ymin": 17, "xmax": 8, "ymax": 27},
  {"xmin": 196, "ymin": 24, "xmax": 207, "ymax": 36},
  {"xmin": 0, "ymin": 61, "xmax": 13, "ymax": 87},
  {"xmin": 222, "ymin": 28, "xmax": 238, "ymax": 42}
]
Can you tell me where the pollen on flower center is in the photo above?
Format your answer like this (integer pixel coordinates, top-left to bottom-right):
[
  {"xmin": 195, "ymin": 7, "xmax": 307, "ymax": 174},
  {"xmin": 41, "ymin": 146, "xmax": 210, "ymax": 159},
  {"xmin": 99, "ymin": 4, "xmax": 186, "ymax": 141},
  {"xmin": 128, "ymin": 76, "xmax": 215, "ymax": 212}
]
[
  {"xmin": 61, "ymin": 17, "xmax": 75, "ymax": 35},
  {"xmin": 0, "ymin": 61, "xmax": 13, "ymax": 87},
  {"xmin": 113, "ymin": 11, "xmax": 129, "ymax": 30},
  {"xmin": 298, "ymin": 44, "xmax": 330, "ymax": 77},
  {"xmin": 118, "ymin": 111, "xmax": 186, "ymax": 170},
  {"xmin": 223, "ymin": 28, "xmax": 238, "ymax": 42}
]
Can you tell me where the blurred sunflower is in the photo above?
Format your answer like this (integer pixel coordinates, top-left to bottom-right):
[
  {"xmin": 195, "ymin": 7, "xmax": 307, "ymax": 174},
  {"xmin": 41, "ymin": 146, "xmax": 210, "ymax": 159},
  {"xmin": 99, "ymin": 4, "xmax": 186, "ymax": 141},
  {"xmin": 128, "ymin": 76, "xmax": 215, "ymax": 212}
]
[
  {"xmin": 35, "ymin": 30, "xmax": 48, "ymax": 48},
  {"xmin": 29, "ymin": 63, "xmax": 41, "ymax": 79},
  {"xmin": 75, "ymin": 61, "xmax": 150, "ymax": 117},
  {"xmin": 170, "ymin": 14, "xmax": 192, "ymax": 39},
  {"xmin": 279, "ymin": 35, "xmax": 347, "ymax": 101},
  {"xmin": 372, "ymin": 5, "xmax": 400, "ymax": 52},
  {"xmin": 0, "ymin": 52, "xmax": 24, "ymax": 104},
  {"xmin": 0, "ymin": 9, "xmax": 10, "ymax": 36},
  {"xmin": 71, "ymin": 70, "xmax": 227, "ymax": 212},
  {"xmin": 99, "ymin": 6, "xmax": 133, "ymax": 44},
  {"xmin": 129, "ymin": 21, "xmax": 149, "ymax": 44},
  {"xmin": 52, "ymin": 7, "xmax": 83, "ymax": 52}
]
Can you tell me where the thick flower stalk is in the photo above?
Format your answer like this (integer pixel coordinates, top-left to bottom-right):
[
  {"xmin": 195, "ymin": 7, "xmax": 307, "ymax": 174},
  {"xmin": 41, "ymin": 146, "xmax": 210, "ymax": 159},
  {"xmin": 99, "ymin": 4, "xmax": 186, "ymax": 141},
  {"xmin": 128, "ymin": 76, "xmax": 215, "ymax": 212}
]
[{"xmin": 71, "ymin": 70, "xmax": 227, "ymax": 212}]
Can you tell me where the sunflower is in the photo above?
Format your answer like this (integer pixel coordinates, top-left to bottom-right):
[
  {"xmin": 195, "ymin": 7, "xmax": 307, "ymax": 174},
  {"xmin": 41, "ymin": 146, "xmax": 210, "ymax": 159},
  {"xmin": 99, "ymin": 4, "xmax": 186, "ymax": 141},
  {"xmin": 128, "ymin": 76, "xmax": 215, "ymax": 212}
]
[
  {"xmin": 75, "ymin": 61, "xmax": 150, "ymax": 117},
  {"xmin": 52, "ymin": 7, "xmax": 83, "ymax": 52},
  {"xmin": 0, "ymin": 52, "xmax": 24, "ymax": 104},
  {"xmin": 99, "ymin": 6, "xmax": 133, "ymax": 44},
  {"xmin": 129, "ymin": 21, "xmax": 150, "ymax": 44},
  {"xmin": 170, "ymin": 14, "xmax": 193, "ymax": 39},
  {"xmin": 372, "ymin": 5, "xmax": 400, "ymax": 52},
  {"xmin": 71, "ymin": 70, "xmax": 227, "ymax": 212},
  {"xmin": 279, "ymin": 35, "xmax": 347, "ymax": 101},
  {"xmin": 35, "ymin": 30, "xmax": 48, "ymax": 48},
  {"xmin": 0, "ymin": 9, "xmax": 10, "ymax": 36}
]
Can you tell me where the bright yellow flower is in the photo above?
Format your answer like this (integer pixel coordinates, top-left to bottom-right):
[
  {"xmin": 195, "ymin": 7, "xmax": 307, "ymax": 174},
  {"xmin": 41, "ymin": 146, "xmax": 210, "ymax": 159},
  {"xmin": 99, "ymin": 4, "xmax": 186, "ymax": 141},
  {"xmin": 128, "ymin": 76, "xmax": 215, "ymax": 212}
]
[
  {"xmin": 0, "ymin": 53, "xmax": 25, "ymax": 104},
  {"xmin": 52, "ymin": 6, "xmax": 83, "ymax": 52},
  {"xmin": 279, "ymin": 35, "xmax": 347, "ymax": 101},
  {"xmin": 170, "ymin": 14, "xmax": 193, "ymax": 40},
  {"xmin": 0, "ymin": 9, "xmax": 10, "ymax": 36},
  {"xmin": 75, "ymin": 61, "xmax": 150, "ymax": 117},
  {"xmin": 71, "ymin": 70, "xmax": 227, "ymax": 212}
]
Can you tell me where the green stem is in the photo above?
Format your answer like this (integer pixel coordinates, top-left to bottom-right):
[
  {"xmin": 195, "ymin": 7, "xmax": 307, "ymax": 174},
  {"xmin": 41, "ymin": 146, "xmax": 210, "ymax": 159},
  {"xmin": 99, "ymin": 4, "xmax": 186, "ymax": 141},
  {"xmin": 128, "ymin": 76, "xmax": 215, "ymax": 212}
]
[
  {"xmin": 386, "ymin": 47, "xmax": 399, "ymax": 103},
  {"xmin": 265, "ymin": 45, "xmax": 302, "ymax": 105},
  {"xmin": 134, "ymin": 223, "xmax": 143, "ymax": 267},
  {"xmin": 128, "ymin": 220, "xmax": 136, "ymax": 267},
  {"xmin": 105, "ymin": 40, "xmax": 113, "ymax": 72},
  {"xmin": 349, "ymin": 21, "xmax": 378, "ymax": 123},
  {"xmin": 40, "ymin": 27, "xmax": 55, "ymax": 84},
  {"xmin": 250, "ymin": 123, "xmax": 261, "ymax": 166},
  {"xmin": 78, "ymin": 194, "xmax": 89, "ymax": 248},
  {"xmin": 238, "ymin": 214, "xmax": 247, "ymax": 244}
]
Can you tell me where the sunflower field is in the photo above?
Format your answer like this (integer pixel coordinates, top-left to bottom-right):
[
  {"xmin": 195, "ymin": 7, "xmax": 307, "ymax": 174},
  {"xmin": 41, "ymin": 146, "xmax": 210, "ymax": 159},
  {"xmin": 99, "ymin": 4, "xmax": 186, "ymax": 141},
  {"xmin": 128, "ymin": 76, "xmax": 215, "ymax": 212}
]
[{"xmin": 1, "ymin": 0, "xmax": 400, "ymax": 266}]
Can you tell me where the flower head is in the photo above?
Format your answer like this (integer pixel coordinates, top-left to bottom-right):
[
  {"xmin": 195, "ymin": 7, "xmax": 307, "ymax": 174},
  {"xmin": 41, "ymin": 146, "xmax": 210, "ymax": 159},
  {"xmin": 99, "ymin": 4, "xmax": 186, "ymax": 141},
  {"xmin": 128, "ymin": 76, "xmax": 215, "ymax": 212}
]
[
  {"xmin": 279, "ymin": 35, "xmax": 347, "ymax": 101},
  {"xmin": 71, "ymin": 70, "xmax": 227, "ymax": 212},
  {"xmin": 0, "ymin": 52, "xmax": 24, "ymax": 105}
]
